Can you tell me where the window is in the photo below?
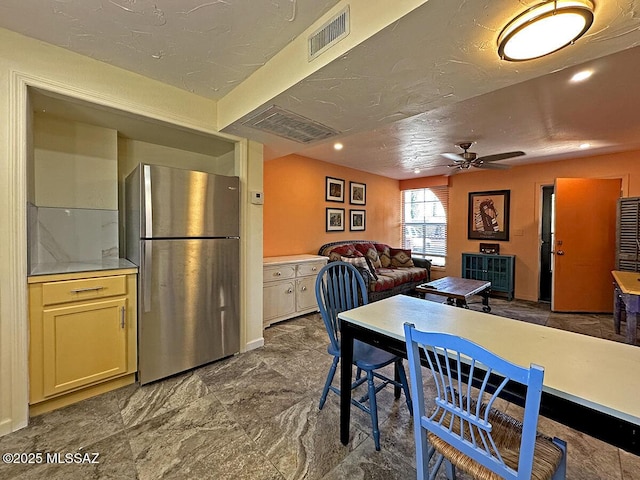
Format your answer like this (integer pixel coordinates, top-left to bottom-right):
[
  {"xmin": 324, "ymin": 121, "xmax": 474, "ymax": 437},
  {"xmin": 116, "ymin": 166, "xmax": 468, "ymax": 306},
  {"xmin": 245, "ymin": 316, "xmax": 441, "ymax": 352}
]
[{"xmin": 402, "ymin": 187, "xmax": 448, "ymax": 267}]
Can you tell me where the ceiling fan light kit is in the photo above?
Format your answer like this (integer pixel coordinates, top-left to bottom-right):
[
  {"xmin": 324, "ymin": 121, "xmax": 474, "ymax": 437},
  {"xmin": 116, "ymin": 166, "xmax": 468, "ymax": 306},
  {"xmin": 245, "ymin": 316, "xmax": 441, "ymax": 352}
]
[{"xmin": 497, "ymin": 0, "xmax": 595, "ymax": 62}]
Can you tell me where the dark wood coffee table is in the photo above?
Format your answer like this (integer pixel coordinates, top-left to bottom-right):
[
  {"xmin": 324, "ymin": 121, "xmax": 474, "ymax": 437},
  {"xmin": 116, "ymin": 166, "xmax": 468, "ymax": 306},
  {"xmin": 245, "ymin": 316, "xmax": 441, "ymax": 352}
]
[{"xmin": 416, "ymin": 276, "xmax": 492, "ymax": 312}]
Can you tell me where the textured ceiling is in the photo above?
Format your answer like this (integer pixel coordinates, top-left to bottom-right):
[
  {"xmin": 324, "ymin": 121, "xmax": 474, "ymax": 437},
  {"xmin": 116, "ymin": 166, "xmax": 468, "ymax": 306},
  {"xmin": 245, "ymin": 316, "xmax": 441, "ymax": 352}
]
[
  {"xmin": 2, "ymin": 0, "xmax": 640, "ymax": 179},
  {"xmin": 0, "ymin": 0, "xmax": 340, "ymax": 99}
]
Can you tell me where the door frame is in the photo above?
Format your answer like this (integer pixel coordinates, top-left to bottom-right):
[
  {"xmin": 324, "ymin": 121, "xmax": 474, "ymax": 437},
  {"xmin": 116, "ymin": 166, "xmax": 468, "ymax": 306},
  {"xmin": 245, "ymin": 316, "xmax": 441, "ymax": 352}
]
[{"xmin": 539, "ymin": 185, "xmax": 554, "ymax": 303}]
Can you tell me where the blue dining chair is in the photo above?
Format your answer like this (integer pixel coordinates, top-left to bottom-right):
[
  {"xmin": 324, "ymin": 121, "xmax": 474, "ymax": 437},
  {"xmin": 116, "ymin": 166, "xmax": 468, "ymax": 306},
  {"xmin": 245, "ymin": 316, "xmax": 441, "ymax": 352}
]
[
  {"xmin": 403, "ymin": 323, "xmax": 567, "ymax": 480},
  {"xmin": 315, "ymin": 261, "xmax": 412, "ymax": 451}
]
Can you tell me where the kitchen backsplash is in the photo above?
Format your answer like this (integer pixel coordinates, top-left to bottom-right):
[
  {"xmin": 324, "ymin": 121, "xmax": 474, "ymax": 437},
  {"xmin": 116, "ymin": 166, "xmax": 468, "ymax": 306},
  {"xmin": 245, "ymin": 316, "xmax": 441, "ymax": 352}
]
[{"xmin": 28, "ymin": 203, "xmax": 119, "ymax": 271}]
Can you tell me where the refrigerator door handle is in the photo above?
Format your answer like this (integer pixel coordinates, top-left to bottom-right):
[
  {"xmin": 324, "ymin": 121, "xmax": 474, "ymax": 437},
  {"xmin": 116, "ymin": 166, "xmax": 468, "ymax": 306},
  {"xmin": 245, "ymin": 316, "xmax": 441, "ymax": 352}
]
[
  {"xmin": 143, "ymin": 164, "xmax": 153, "ymax": 236},
  {"xmin": 142, "ymin": 241, "xmax": 153, "ymax": 312}
]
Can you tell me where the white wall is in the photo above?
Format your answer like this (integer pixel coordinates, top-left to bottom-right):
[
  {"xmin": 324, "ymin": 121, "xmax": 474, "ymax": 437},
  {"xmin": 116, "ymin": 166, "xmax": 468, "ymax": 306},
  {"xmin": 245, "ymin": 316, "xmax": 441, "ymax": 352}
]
[
  {"xmin": 34, "ymin": 114, "xmax": 118, "ymax": 209},
  {"xmin": 243, "ymin": 140, "xmax": 264, "ymax": 351},
  {"xmin": 0, "ymin": 27, "xmax": 264, "ymax": 436},
  {"xmin": 117, "ymin": 138, "xmax": 233, "ymax": 178}
]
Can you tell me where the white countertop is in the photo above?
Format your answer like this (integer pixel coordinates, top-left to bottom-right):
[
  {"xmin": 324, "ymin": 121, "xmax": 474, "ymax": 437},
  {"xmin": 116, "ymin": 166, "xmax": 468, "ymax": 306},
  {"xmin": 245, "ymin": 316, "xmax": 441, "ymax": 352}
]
[
  {"xmin": 338, "ymin": 294, "xmax": 640, "ymax": 425},
  {"xmin": 263, "ymin": 254, "xmax": 327, "ymax": 265},
  {"xmin": 29, "ymin": 258, "xmax": 138, "ymax": 276}
]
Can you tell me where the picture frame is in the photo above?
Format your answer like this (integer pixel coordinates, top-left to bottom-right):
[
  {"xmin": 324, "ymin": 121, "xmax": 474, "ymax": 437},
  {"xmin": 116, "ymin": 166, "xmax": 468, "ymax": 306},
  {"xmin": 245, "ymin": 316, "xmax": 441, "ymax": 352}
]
[
  {"xmin": 349, "ymin": 209, "xmax": 366, "ymax": 231},
  {"xmin": 468, "ymin": 190, "xmax": 510, "ymax": 241},
  {"xmin": 349, "ymin": 181, "xmax": 366, "ymax": 205},
  {"xmin": 326, "ymin": 176, "xmax": 345, "ymax": 202},
  {"xmin": 326, "ymin": 208, "xmax": 345, "ymax": 232}
]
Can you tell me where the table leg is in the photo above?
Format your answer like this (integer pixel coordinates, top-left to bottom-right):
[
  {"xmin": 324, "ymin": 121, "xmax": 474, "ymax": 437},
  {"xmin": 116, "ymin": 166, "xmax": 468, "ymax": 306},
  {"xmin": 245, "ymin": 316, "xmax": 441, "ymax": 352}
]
[
  {"xmin": 481, "ymin": 289, "xmax": 491, "ymax": 313},
  {"xmin": 621, "ymin": 293, "xmax": 639, "ymax": 345},
  {"xmin": 628, "ymin": 312, "xmax": 638, "ymax": 345},
  {"xmin": 613, "ymin": 285, "xmax": 622, "ymax": 335},
  {"xmin": 455, "ymin": 298, "xmax": 469, "ymax": 309},
  {"xmin": 340, "ymin": 319, "xmax": 354, "ymax": 446}
]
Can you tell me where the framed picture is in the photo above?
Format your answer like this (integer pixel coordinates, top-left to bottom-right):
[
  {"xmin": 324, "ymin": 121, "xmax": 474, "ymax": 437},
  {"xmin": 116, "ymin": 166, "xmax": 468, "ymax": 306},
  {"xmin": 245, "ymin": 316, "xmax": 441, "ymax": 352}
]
[
  {"xmin": 468, "ymin": 190, "xmax": 510, "ymax": 241},
  {"xmin": 326, "ymin": 176, "xmax": 345, "ymax": 202},
  {"xmin": 349, "ymin": 209, "xmax": 366, "ymax": 231},
  {"xmin": 349, "ymin": 181, "xmax": 366, "ymax": 205},
  {"xmin": 326, "ymin": 208, "xmax": 345, "ymax": 232}
]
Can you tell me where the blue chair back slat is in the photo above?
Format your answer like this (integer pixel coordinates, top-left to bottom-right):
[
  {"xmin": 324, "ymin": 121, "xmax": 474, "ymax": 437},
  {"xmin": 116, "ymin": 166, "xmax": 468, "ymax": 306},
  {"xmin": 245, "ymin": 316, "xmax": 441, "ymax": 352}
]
[{"xmin": 404, "ymin": 324, "xmax": 549, "ymax": 480}]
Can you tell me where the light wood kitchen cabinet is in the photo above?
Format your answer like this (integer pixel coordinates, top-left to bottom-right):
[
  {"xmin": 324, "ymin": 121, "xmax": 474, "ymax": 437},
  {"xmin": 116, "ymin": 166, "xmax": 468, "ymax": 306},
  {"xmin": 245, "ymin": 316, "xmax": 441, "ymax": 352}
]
[
  {"xmin": 28, "ymin": 268, "xmax": 137, "ymax": 415},
  {"xmin": 263, "ymin": 255, "xmax": 327, "ymax": 327}
]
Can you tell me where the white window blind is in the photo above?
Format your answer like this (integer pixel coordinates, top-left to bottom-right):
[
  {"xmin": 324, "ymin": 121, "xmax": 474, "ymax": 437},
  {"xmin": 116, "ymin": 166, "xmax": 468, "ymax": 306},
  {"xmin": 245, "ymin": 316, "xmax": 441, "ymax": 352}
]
[{"xmin": 402, "ymin": 186, "xmax": 448, "ymax": 266}]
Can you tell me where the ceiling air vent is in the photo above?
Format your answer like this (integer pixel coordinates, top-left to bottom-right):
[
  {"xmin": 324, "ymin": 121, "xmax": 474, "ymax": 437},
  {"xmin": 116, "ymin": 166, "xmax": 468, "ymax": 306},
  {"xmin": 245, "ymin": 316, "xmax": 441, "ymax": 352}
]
[
  {"xmin": 308, "ymin": 6, "xmax": 350, "ymax": 61},
  {"xmin": 242, "ymin": 106, "xmax": 339, "ymax": 143}
]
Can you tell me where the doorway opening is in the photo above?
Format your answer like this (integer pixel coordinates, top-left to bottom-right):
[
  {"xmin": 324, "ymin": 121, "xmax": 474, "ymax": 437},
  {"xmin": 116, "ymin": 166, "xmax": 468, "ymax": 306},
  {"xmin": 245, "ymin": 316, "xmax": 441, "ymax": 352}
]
[{"xmin": 539, "ymin": 186, "xmax": 554, "ymax": 302}]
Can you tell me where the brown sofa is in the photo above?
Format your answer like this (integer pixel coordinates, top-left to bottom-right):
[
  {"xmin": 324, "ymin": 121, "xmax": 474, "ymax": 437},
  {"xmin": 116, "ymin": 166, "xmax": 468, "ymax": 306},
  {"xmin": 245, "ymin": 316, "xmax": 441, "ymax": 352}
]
[{"xmin": 318, "ymin": 240, "xmax": 431, "ymax": 302}]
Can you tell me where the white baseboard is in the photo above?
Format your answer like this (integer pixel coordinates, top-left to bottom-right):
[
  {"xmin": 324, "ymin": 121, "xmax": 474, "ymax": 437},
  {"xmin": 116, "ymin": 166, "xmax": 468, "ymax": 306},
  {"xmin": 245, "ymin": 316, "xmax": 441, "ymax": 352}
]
[
  {"xmin": 244, "ymin": 337, "xmax": 264, "ymax": 351},
  {"xmin": 0, "ymin": 416, "xmax": 26, "ymax": 437}
]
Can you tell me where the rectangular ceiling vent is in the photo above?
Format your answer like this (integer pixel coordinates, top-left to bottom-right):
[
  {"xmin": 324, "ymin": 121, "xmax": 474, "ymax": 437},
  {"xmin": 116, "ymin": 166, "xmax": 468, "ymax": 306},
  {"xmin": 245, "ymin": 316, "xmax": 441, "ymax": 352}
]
[
  {"xmin": 308, "ymin": 6, "xmax": 350, "ymax": 61},
  {"xmin": 242, "ymin": 106, "xmax": 339, "ymax": 144}
]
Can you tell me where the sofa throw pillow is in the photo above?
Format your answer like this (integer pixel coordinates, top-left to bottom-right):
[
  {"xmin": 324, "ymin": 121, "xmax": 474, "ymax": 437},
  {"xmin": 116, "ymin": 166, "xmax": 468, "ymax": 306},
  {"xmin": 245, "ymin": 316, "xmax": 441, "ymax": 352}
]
[
  {"xmin": 340, "ymin": 255, "xmax": 376, "ymax": 280},
  {"xmin": 375, "ymin": 243, "xmax": 392, "ymax": 268},
  {"xmin": 354, "ymin": 242, "xmax": 382, "ymax": 269},
  {"xmin": 390, "ymin": 248, "xmax": 414, "ymax": 268},
  {"xmin": 327, "ymin": 244, "xmax": 362, "ymax": 262}
]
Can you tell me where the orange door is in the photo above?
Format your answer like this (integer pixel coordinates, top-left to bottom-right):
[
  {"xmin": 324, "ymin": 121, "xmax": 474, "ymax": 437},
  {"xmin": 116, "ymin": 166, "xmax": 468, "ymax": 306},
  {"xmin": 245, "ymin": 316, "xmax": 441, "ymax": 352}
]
[{"xmin": 552, "ymin": 178, "xmax": 621, "ymax": 312}]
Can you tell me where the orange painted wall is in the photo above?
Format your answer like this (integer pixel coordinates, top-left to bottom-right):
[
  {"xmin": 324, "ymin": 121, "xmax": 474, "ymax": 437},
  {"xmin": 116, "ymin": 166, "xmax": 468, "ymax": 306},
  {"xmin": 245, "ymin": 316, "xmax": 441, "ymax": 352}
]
[
  {"xmin": 264, "ymin": 154, "xmax": 401, "ymax": 257},
  {"xmin": 446, "ymin": 149, "xmax": 640, "ymax": 302},
  {"xmin": 264, "ymin": 149, "xmax": 640, "ymax": 301}
]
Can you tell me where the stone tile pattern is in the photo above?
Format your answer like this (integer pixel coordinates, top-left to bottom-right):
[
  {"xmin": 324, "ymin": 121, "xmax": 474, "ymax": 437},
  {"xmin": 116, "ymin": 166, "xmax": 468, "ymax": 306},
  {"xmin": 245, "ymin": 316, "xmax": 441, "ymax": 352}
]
[{"xmin": 1, "ymin": 299, "xmax": 638, "ymax": 479}]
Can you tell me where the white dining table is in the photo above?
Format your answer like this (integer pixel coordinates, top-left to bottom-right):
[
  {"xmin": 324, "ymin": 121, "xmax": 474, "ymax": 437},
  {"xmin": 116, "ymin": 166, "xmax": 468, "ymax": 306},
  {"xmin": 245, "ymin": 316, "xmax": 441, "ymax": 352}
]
[{"xmin": 337, "ymin": 294, "xmax": 640, "ymax": 455}]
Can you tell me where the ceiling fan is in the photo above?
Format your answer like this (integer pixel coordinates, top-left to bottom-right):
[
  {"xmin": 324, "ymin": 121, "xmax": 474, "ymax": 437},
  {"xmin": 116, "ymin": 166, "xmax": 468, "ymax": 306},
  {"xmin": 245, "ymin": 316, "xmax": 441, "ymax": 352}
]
[{"xmin": 442, "ymin": 142, "xmax": 525, "ymax": 173}]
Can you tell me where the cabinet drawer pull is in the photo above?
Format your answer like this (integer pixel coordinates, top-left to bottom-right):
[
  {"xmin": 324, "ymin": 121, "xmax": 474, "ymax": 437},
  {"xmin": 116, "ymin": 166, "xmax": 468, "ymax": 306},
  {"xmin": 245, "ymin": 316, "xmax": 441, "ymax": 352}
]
[
  {"xmin": 274, "ymin": 271, "xmax": 282, "ymax": 277},
  {"xmin": 70, "ymin": 286, "xmax": 105, "ymax": 294},
  {"xmin": 301, "ymin": 286, "xmax": 307, "ymax": 291},
  {"xmin": 120, "ymin": 306, "xmax": 126, "ymax": 329},
  {"xmin": 286, "ymin": 288, "xmax": 293, "ymax": 294}
]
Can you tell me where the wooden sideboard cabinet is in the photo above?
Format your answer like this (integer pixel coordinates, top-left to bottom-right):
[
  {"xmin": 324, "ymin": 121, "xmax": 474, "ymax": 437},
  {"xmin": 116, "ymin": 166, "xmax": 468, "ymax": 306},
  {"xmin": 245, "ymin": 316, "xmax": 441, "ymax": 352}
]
[
  {"xmin": 263, "ymin": 255, "xmax": 327, "ymax": 327},
  {"xmin": 28, "ymin": 268, "xmax": 137, "ymax": 415},
  {"xmin": 462, "ymin": 253, "xmax": 515, "ymax": 300}
]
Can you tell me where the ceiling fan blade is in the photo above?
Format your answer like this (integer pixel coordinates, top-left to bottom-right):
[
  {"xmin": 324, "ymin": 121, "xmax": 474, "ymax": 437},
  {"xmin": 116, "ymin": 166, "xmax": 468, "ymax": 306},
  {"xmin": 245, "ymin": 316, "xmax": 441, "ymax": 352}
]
[
  {"xmin": 476, "ymin": 151, "xmax": 525, "ymax": 163},
  {"xmin": 442, "ymin": 153, "xmax": 465, "ymax": 162},
  {"xmin": 475, "ymin": 162, "xmax": 511, "ymax": 170}
]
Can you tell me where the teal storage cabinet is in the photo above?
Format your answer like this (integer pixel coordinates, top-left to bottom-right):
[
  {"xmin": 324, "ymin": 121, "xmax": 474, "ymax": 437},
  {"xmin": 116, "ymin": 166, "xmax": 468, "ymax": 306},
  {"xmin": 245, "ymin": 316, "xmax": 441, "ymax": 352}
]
[{"xmin": 462, "ymin": 253, "xmax": 515, "ymax": 300}]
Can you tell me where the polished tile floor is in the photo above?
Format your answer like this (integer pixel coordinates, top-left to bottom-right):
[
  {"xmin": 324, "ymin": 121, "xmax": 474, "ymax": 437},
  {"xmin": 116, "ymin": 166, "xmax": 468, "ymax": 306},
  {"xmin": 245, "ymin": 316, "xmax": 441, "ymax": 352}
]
[{"xmin": 1, "ymin": 298, "xmax": 639, "ymax": 479}]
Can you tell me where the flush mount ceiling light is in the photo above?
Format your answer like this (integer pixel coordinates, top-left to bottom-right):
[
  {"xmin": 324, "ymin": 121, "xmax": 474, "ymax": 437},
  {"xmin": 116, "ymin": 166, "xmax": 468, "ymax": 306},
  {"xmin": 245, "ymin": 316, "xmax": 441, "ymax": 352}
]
[{"xmin": 498, "ymin": 0, "xmax": 594, "ymax": 62}]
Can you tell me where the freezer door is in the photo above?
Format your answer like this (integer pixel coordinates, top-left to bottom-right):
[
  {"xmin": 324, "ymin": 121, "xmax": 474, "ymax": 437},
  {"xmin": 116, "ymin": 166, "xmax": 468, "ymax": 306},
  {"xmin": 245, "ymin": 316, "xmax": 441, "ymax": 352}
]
[
  {"xmin": 138, "ymin": 238, "xmax": 239, "ymax": 385},
  {"xmin": 140, "ymin": 164, "xmax": 239, "ymax": 238}
]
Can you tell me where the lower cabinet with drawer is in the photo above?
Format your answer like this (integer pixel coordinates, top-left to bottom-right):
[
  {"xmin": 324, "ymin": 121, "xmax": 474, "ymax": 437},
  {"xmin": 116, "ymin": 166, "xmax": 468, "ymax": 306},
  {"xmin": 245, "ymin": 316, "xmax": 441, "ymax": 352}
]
[
  {"xmin": 28, "ymin": 268, "xmax": 137, "ymax": 415},
  {"xmin": 263, "ymin": 254, "xmax": 327, "ymax": 327}
]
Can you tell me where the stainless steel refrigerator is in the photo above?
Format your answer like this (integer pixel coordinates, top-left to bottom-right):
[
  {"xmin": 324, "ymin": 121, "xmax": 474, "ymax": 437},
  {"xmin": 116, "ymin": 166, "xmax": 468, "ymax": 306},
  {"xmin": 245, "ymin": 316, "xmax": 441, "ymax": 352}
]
[{"xmin": 125, "ymin": 164, "xmax": 240, "ymax": 385}]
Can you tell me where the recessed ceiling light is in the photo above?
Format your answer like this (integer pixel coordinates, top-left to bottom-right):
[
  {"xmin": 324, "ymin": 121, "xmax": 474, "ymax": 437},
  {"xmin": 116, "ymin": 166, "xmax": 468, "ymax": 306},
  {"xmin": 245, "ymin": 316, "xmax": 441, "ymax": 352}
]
[
  {"xmin": 414, "ymin": 168, "xmax": 421, "ymax": 174},
  {"xmin": 497, "ymin": 0, "xmax": 594, "ymax": 62},
  {"xmin": 571, "ymin": 70, "xmax": 593, "ymax": 82},
  {"xmin": 333, "ymin": 142, "xmax": 343, "ymax": 151},
  {"xmin": 579, "ymin": 143, "xmax": 590, "ymax": 149}
]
